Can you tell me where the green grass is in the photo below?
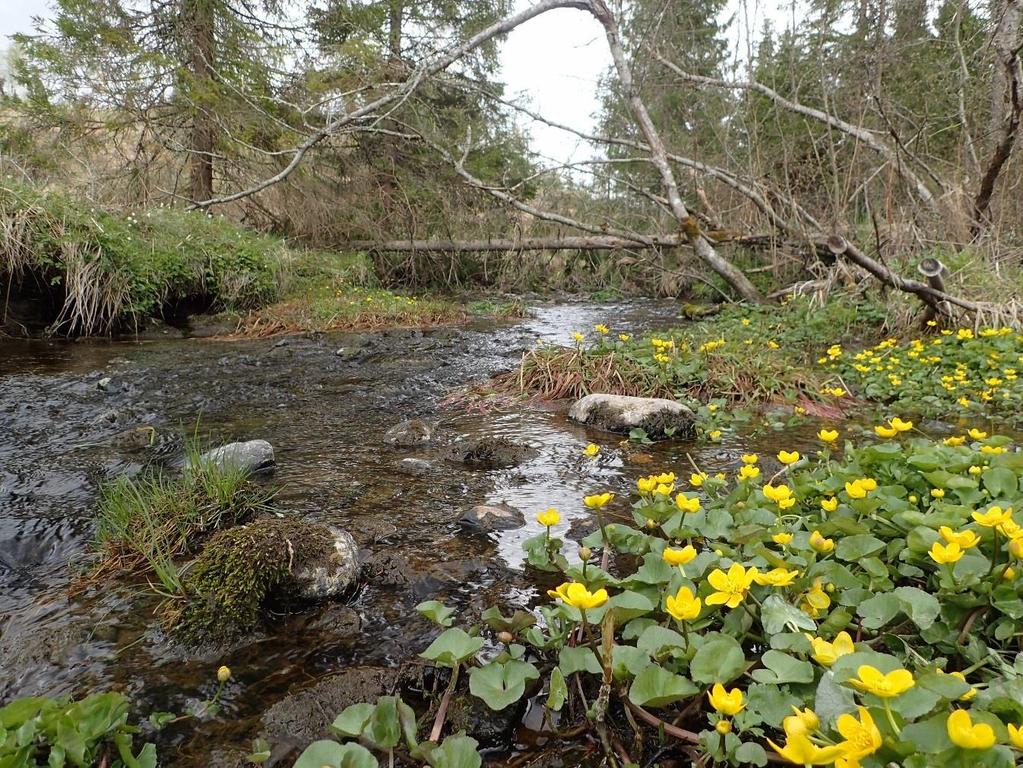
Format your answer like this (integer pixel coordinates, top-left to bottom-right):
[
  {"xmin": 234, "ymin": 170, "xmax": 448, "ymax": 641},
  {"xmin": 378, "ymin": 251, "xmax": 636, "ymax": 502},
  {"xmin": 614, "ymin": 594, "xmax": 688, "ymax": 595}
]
[
  {"xmin": 1, "ymin": 180, "xmax": 282, "ymax": 335},
  {"xmin": 92, "ymin": 448, "xmax": 275, "ymax": 592}
]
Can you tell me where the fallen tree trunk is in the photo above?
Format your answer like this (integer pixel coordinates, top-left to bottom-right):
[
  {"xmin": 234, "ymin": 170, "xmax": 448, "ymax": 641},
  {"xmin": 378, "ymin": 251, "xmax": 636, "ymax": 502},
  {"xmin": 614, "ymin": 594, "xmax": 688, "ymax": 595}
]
[{"xmin": 344, "ymin": 235, "xmax": 687, "ymax": 252}]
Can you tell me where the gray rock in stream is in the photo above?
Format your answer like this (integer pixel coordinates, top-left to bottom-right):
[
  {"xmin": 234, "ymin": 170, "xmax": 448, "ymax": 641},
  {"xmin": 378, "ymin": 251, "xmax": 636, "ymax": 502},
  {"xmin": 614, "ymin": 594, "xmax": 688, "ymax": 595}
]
[
  {"xmin": 568, "ymin": 393, "xmax": 695, "ymax": 438},
  {"xmin": 292, "ymin": 525, "xmax": 360, "ymax": 601},
  {"xmin": 459, "ymin": 503, "xmax": 525, "ymax": 532},
  {"xmin": 383, "ymin": 419, "xmax": 433, "ymax": 447},
  {"xmin": 196, "ymin": 439, "xmax": 276, "ymax": 475}
]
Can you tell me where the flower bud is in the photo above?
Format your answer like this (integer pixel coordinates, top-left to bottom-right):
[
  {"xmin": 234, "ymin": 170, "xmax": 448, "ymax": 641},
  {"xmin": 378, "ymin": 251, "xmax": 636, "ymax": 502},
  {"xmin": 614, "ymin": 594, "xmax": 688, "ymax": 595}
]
[
  {"xmin": 715, "ymin": 719, "xmax": 732, "ymax": 735},
  {"xmin": 216, "ymin": 665, "xmax": 231, "ymax": 683},
  {"xmin": 497, "ymin": 631, "xmax": 514, "ymax": 645},
  {"xmin": 579, "ymin": 546, "xmax": 593, "ymax": 562}
]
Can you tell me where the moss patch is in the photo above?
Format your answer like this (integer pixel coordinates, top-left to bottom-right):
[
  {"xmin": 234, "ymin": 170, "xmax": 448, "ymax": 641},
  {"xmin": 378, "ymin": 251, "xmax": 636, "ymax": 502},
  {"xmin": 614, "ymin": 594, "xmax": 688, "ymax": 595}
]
[{"xmin": 169, "ymin": 517, "xmax": 336, "ymax": 645}]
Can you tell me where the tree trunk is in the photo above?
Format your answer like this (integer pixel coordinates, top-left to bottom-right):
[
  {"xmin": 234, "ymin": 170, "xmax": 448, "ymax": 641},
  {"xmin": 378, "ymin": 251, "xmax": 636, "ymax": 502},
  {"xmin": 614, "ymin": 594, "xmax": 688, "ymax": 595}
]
[
  {"xmin": 185, "ymin": 0, "xmax": 216, "ymax": 205},
  {"xmin": 388, "ymin": 1, "xmax": 403, "ymax": 64}
]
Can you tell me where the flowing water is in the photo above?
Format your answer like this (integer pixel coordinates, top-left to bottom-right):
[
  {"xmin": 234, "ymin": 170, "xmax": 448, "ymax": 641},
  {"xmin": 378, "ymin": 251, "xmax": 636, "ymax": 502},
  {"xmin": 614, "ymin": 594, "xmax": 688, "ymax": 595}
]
[{"xmin": 0, "ymin": 300, "xmax": 821, "ymax": 766}]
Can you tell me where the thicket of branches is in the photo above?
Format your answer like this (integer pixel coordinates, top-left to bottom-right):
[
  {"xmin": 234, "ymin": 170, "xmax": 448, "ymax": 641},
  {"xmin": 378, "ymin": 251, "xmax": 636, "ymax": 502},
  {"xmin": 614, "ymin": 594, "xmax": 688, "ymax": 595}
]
[{"xmin": 1, "ymin": 0, "xmax": 1021, "ymax": 315}]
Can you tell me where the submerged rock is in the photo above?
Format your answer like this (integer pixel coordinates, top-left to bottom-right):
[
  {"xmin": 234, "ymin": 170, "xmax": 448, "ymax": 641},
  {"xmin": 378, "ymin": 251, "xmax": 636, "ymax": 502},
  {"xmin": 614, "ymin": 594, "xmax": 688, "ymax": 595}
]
[
  {"xmin": 459, "ymin": 503, "xmax": 526, "ymax": 532},
  {"xmin": 568, "ymin": 393, "xmax": 695, "ymax": 438},
  {"xmin": 292, "ymin": 525, "xmax": 360, "ymax": 601},
  {"xmin": 397, "ymin": 457, "xmax": 434, "ymax": 476},
  {"xmin": 383, "ymin": 418, "xmax": 433, "ymax": 447},
  {"xmin": 197, "ymin": 439, "xmax": 276, "ymax": 475},
  {"xmin": 448, "ymin": 436, "xmax": 533, "ymax": 469}
]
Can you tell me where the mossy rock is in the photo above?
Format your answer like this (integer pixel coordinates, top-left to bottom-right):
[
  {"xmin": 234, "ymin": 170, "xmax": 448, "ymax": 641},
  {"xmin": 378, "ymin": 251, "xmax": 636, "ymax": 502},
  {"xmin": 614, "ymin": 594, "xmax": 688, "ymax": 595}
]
[{"xmin": 169, "ymin": 517, "xmax": 358, "ymax": 645}]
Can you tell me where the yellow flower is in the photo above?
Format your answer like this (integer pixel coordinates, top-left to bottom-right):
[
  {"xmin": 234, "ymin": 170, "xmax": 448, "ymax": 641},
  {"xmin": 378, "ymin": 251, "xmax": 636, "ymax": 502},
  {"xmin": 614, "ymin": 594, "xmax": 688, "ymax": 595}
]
[
  {"xmin": 944, "ymin": 435, "xmax": 966, "ymax": 446},
  {"xmin": 618, "ymin": 333, "xmax": 631, "ymax": 342},
  {"xmin": 739, "ymin": 464, "xmax": 761, "ymax": 481},
  {"xmin": 768, "ymin": 733, "xmax": 847, "ymax": 765},
  {"xmin": 1004, "ymin": 566, "xmax": 1016, "ymax": 580},
  {"xmin": 809, "ymin": 530, "xmax": 835, "ymax": 554},
  {"xmin": 968, "ymin": 465, "xmax": 983, "ymax": 475},
  {"xmin": 707, "ymin": 683, "xmax": 744, "ymax": 715},
  {"xmin": 665, "ymin": 586, "xmax": 701, "ymax": 621},
  {"xmin": 662, "ymin": 546, "xmax": 697, "ymax": 566},
  {"xmin": 754, "ymin": 567, "xmax": 799, "ymax": 587},
  {"xmin": 763, "ymin": 483, "xmax": 794, "ymax": 504},
  {"xmin": 637, "ymin": 476, "xmax": 657, "ymax": 494},
  {"xmin": 946, "ymin": 709, "xmax": 995, "ymax": 750},
  {"xmin": 836, "ymin": 707, "xmax": 882, "ymax": 759},
  {"xmin": 973, "ymin": 505, "xmax": 1013, "ymax": 528},
  {"xmin": 968, "ymin": 428, "xmax": 988, "ymax": 440},
  {"xmin": 655, "ymin": 472, "xmax": 676, "ymax": 484},
  {"xmin": 772, "ymin": 532, "xmax": 793, "ymax": 546},
  {"xmin": 981, "ymin": 445, "xmax": 1006, "ymax": 455},
  {"xmin": 217, "ymin": 665, "xmax": 232, "ymax": 683},
  {"xmin": 930, "ymin": 488, "xmax": 946, "ymax": 499},
  {"xmin": 715, "ymin": 719, "xmax": 731, "ymax": 735},
  {"xmin": 690, "ymin": 472, "xmax": 707, "ymax": 487},
  {"xmin": 844, "ymin": 479, "xmax": 872, "ymax": 499},
  {"xmin": 889, "ymin": 417, "xmax": 913, "ymax": 432},
  {"xmin": 778, "ymin": 450, "xmax": 801, "ymax": 465},
  {"xmin": 768, "ymin": 340, "xmax": 780, "ymax": 349},
  {"xmin": 939, "ymin": 527, "xmax": 980, "ymax": 548},
  {"xmin": 708, "ymin": 429, "xmax": 722, "ymax": 440},
  {"xmin": 655, "ymin": 483, "xmax": 675, "ymax": 496},
  {"xmin": 537, "ymin": 508, "xmax": 561, "ymax": 527},
  {"xmin": 741, "ymin": 453, "xmax": 759, "ymax": 465},
  {"xmin": 571, "ymin": 331, "xmax": 584, "ymax": 343},
  {"xmin": 802, "ymin": 579, "xmax": 831, "ymax": 617},
  {"xmin": 808, "ymin": 631, "xmax": 855, "ymax": 666},
  {"xmin": 583, "ymin": 443, "xmax": 600, "ymax": 457},
  {"xmin": 706, "ymin": 563, "xmax": 757, "ymax": 609},
  {"xmin": 928, "ymin": 540, "xmax": 964, "ymax": 564},
  {"xmin": 874, "ymin": 424, "xmax": 898, "ymax": 438},
  {"xmin": 675, "ymin": 493, "xmax": 702, "ymax": 514},
  {"xmin": 1007, "ymin": 723, "xmax": 1023, "ymax": 749},
  {"xmin": 947, "ymin": 671, "xmax": 977, "ymax": 701},
  {"xmin": 821, "ymin": 497, "xmax": 839, "ymax": 513},
  {"xmin": 848, "ymin": 665, "xmax": 915, "ymax": 698},
  {"xmin": 583, "ymin": 492, "xmax": 614, "ymax": 510},
  {"xmin": 818, "ymin": 429, "xmax": 839, "ymax": 443},
  {"xmin": 594, "ymin": 324, "xmax": 609, "ymax": 335},
  {"xmin": 782, "ymin": 707, "xmax": 820, "ymax": 736},
  {"xmin": 547, "ymin": 582, "xmax": 609, "ymax": 610}
]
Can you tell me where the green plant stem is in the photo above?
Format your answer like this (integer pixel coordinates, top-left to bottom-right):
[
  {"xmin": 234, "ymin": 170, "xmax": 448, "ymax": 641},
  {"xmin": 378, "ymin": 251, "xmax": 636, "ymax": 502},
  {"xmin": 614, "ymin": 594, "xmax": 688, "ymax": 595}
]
[{"xmin": 883, "ymin": 699, "xmax": 901, "ymax": 736}]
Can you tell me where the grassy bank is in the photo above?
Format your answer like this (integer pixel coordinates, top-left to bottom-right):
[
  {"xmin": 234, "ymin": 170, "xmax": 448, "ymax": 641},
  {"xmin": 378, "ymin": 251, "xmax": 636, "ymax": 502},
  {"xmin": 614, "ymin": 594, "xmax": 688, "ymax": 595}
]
[{"xmin": 1, "ymin": 181, "xmax": 281, "ymax": 335}]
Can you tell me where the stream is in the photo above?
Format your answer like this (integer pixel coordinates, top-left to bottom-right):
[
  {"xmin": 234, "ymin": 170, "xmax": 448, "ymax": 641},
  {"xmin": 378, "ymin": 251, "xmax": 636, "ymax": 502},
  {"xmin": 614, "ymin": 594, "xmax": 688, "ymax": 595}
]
[{"xmin": 0, "ymin": 300, "xmax": 816, "ymax": 766}]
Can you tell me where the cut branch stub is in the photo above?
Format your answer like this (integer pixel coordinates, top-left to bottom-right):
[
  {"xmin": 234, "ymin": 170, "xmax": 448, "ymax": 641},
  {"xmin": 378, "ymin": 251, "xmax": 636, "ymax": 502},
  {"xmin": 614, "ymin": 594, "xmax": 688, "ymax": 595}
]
[{"xmin": 826, "ymin": 235, "xmax": 849, "ymax": 255}]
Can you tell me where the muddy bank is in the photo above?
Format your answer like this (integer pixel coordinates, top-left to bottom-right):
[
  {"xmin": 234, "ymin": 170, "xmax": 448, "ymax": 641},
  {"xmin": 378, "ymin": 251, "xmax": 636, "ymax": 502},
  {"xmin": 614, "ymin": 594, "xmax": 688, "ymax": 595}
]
[{"xmin": 0, "ymin": 299, "xmax": 754, "ymax": 765}]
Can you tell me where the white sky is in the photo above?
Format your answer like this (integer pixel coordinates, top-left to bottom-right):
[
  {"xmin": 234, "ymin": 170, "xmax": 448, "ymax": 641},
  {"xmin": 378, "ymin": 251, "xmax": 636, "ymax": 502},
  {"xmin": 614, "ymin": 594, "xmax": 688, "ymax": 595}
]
[{"xmin": 1, "ymin": 0, "xmax": 790, "ymax": 163}]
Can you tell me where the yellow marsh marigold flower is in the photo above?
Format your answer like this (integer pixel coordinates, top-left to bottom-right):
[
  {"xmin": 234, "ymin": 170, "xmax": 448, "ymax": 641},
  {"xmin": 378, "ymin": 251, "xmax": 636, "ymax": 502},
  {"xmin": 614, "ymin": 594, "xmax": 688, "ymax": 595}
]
[
  {"xmin": 637, "ymin": 476, "xmax": 657, "ymax": 493},
  {"xmin": 947, "ymin": 709, "xmax": 995, "ymax": 750},
  {"xmin": 773, "ymin": 532, "xmax": 793, "ymax": 546},
  {"xmin": 945, "ymin": 435, "xmax": 967, "ymax": 446},
  {"xmin": 754, "ymin": 567, "xmax": 799, "ymax": 587},
  {"xmin": 890, "ymin": 417, "xmax": 913, "ymax": 432},
  {"xmin": 655, "ymin": 472, "xmax": 676, "ymax": 484},
  {"xmin": 654, "ymin": 483, "xmax": 675, "ymax": 496},
  {"xmin": 741, "ymin": 453, "xmax": 759, "ymax": 465},
  {"xmin": 874, "ymin": 424, "xmax": 898, "ymax": 438},
  {"xmin": 929, "ymin": 540, "xmax": 964, "ymax": 564},
  {"xmin": 844, "ymin": 479, "xmax": 872, "ymax": 499},
  {"xmin": 583, "ymin": 492, "xmax": 614, "ymax": 509},
  {"xmin": 1007, "ymin": 723, "xmax": 1023, "ymax": 748},
  {"xmin": 981, "ymin": 445, "xmax": 1006, "ymax": 455},
  {"xmin": 1004, "ymin": 566, "xmax": 1016, "ymax": 579},
  {"xmin": 768, "ymin": 733, "xmax": 847, "ymax": 765},
  {"xmin": 708, "ymin": 429, "xmax": 722, "ymax": 440},
  {"xmin": 707, "ymin": 683, "xmax": 744, "ymax": 715},
  {"xmin": 973, "ymin": 505, "xmax": 1013, "ymax": 527},
  {"xmin": 808, "ymin": 631, "xmax": 855, "ymax": 666},
  {"xmin": 837, "ymin": 707, "xmax": 882, "ymax": 759},
  {"xmin": 848, "ymin": 665, "xmax": 915, "ymax": 698},
  {"xmin": 675, "ymin": 493, "xmax": 701, "ymax": 513},
  {"xmin": 537, "ymin": 508, "xmax": 561, "ymax": 527},
  {"xmin": 547, "ymin": 582, "xmax": 609, "ymax": 610},
  {"xmin": 763, "ymin": 483, "xmax": 794, "ymax": 504},
  {"xmin": 1009, "ymin": 538, "xmax": 1023, "ymax": 559},
  {"xmin": 690, "ymin": 472, "xmax": 707, "ymax": 487},
  {"xmin": 662, "ymin": 545, "xmax": 697, "ymax": 566},
  {"xmin": 930, "ymin": 488, "xmax": 946, "ymax": 499},
  {"xmin": 946, "ymin": 671, "xmax": 977, "ymax": 701},
  {"xmin": 968, "ymin": 428, "xmax": 988, "ymax": 440},
  {"xmin": 818, "ymin": 429, "xmax": 839, "ymax": 443},
  {"xmin": 594, "ymin": 324, "xmax": 609, "ymax": 335},
  {"xmin": 217, "ymin": 665, "xmax": 231, "ymax": 683},
  {"xmin": 809, "ymin": 530, "xmax": 835, "ymax": 554},
  {"xmin": 778, "ymin": 450, "xmax": 801, "ymax": 465},
  {"xmin": 665, "ymin": 586, "xmax": 701, "ymax": 621},
  {"xmin": 782, "ymin": 707, "xmax": 820, "ymax": 737},
  {"xmin": 706, "ymin": 563, "xmax": 758, "ymax": 609},
  {"xmin": 583, "ymin": 443, "xmax": 600, "ymax": 457},
  {"xmin": 738, "ymin": 464, "xmax": 761, "ymax": 481},
  {"xmin": 618, "ymin": 333, "xmax": 631, "ymax": 342},
  {"xmin": 821, "ymin": 497, "xmax": 839, "ymax": 513},
  {"xmin": 940, "ymin": 527, "xmax": 981, "ymax": 548}
]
